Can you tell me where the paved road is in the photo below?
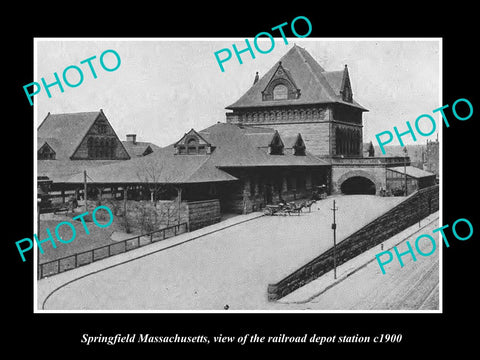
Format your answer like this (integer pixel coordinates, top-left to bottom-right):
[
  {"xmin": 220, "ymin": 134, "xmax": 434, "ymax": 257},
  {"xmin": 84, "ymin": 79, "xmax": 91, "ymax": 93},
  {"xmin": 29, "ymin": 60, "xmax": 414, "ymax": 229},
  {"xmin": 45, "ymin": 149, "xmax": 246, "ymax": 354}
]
[
  {"xmin": 41, "ymin": 195, "xmax": 410, "ymax": 311},
  {"xmin": 281, "ymin": 220, "xmax": 440, "ymax": 311}
]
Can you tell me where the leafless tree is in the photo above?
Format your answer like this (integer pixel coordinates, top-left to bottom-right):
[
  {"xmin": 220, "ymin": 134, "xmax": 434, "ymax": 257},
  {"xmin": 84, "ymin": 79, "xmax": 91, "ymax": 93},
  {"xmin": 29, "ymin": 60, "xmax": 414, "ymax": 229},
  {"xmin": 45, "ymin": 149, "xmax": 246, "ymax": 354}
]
[
  {"xmin": 134, "ymin": 155, "xmax": 182, "ymax": 230},
  {"xmin": 135, "ymin": 155, "xmax": 169, "ymax": 204}
]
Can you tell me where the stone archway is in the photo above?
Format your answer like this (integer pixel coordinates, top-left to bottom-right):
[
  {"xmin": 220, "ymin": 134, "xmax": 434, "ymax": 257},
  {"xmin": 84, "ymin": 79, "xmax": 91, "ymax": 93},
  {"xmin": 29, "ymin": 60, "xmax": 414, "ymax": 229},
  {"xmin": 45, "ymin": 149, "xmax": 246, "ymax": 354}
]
[
  {"xmin": 341, "ymin": 176, "xmax": 376, "ymax": 195},
  {"xmin": 337, "ymin": 169, "xmax": 382, "ymax": 195}
]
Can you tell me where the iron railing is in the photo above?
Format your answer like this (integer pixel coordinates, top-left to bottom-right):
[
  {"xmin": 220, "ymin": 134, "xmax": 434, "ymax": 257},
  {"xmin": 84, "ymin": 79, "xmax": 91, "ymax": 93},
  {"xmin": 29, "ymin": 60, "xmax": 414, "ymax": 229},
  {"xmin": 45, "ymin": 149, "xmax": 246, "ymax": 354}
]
[{"xmin": 38, "ymin": 222, "xmax": 188, "ymax": 279}]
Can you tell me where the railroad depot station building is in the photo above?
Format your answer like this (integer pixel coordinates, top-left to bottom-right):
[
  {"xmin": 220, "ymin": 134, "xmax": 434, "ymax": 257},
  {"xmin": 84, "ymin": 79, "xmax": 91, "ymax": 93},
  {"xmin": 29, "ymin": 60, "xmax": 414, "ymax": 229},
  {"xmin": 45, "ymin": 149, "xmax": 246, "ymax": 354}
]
[{"xmin": 37, "ymin": 45, "xmax": 436, "ymax": 228}]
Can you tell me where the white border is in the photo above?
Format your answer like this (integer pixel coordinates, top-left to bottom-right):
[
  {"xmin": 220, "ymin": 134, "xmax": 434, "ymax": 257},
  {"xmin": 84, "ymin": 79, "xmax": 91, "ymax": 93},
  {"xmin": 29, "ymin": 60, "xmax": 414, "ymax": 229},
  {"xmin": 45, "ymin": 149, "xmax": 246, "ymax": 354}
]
[{"xmin": 33, "ymin": 37, "xmax": 443, "ymax": 314}]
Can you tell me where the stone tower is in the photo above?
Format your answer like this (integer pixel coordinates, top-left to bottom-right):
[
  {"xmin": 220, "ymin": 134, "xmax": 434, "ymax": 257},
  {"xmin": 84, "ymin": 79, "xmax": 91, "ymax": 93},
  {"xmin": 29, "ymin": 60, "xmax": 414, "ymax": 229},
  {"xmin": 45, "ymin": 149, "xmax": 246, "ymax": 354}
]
[{"xmin": 225, "ymin": 44, "xmax": 368, "ymax": 159}]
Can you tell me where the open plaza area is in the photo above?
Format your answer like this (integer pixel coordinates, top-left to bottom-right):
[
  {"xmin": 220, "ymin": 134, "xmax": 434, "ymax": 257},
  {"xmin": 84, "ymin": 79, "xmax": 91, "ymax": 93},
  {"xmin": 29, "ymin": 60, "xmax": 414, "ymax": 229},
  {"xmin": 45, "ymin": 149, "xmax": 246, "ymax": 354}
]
[{"xmin": 37, "ymin": 194, "xmax": 439, "ymax": 311}]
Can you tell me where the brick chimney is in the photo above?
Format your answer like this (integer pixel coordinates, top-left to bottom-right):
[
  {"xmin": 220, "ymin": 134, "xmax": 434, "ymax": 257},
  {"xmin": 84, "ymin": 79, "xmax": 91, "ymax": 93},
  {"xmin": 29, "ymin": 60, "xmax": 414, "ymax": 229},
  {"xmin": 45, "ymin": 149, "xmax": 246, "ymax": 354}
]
[{"xmin": 126, "ymin": 134, "xmax": 137, "ymax": 144}]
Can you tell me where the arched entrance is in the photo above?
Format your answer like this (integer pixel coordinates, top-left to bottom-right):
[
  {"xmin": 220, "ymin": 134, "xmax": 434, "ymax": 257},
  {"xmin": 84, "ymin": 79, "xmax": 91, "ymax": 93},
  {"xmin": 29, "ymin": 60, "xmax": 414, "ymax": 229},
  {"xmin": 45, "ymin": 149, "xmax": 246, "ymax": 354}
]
[{"xmin": 340, "ymin": 176, "xmax": 376, "ymax": 195}]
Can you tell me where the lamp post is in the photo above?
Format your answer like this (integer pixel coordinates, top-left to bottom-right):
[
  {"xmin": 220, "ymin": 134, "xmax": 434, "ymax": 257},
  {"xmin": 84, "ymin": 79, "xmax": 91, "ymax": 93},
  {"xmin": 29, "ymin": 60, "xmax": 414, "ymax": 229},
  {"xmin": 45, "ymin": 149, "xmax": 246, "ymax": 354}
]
[{"xmin": 331, "ymin": 200, "xmax": 338, "ymax": 279}]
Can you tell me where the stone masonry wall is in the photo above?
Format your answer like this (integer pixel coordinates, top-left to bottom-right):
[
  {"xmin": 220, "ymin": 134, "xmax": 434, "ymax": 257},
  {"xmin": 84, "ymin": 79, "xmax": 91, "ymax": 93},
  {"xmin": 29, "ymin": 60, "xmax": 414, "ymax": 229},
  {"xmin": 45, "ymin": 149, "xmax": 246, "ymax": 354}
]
[
  {"xmin": 267, "ymin": 185, "xmax": 439, "ymax": 301},
  {"xmin": 271, "ymin": 122, "xmax": 331, "ymax": 157}
]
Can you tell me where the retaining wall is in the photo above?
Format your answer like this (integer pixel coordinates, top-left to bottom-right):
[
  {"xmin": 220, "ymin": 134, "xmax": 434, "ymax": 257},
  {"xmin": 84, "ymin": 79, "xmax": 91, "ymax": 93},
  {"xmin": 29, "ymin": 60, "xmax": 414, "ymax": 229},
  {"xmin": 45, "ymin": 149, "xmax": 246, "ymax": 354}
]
[{"xmin": 267, "ymin": 185, "xmax": 439, "ymax": 301}]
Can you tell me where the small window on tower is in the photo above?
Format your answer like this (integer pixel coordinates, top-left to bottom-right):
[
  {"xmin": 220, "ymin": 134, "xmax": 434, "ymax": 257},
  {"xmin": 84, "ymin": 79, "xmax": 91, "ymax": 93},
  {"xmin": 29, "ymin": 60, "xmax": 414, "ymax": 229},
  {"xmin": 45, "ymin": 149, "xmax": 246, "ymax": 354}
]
[{"xmin": 273, "ymin": 84, "xmax": 288, "ymax": 100}]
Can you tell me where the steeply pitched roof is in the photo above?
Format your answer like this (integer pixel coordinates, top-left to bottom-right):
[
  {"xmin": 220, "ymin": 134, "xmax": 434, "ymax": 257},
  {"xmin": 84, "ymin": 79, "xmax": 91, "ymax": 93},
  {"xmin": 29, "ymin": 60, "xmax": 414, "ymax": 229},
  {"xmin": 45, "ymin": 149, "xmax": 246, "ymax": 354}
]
[
  {"xmin": 37, "ymin": 111, "xmax": 101, "ymax": 160},
  {"xmin": 226, "ymin": 45, "xmax": 368, "ymax": 111},
  {"xmin": 61, "ymin": 122, "xmax": 329, "ymax": 185},
  {"xmin": 37, "ymin": 138, "xmax": 62, "ymax": 152},
  {"xmin": 37, "ymin": 110, "xmax": 130, "ymax": 166},
  {"xmin": 322, "ymin": 70, "xmax": 344, "ymax": 95},
  {"xmin": 198, "ymin": 123, "xmax": 328, "ymax": 168}
]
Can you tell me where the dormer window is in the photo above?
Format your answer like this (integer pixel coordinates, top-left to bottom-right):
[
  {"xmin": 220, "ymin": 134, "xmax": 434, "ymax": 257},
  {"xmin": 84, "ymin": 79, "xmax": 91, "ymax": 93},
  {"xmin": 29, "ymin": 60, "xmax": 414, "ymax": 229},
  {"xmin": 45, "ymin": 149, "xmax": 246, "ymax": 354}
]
[
  {"xmin": 268, "ymin": 131, "xmax": 284, "ymax": 155},
  {"xmin": 293, "ymin": 134, "xmax": 306, "ymax": 156},
  {"xmin": 187, "ymin": 137, "xmax": 198, "ymax": 154},
  {"xmin": 262, "ymin": 62, "xmax": 301, "ymax": 101},
  {"xmin": 294, "ymin": 144, "xmax": 306, "ymax": 156},
  {"xmin": 273, "ymin": 84, "xmax": 288, "ymax": 100},
  {"xmin": 38, "ymin": 142, "xmax": 56, "ymax": 160},
  {"xmin": 174, "ymin": 129, "xmax": 213, "ymax": 155}
]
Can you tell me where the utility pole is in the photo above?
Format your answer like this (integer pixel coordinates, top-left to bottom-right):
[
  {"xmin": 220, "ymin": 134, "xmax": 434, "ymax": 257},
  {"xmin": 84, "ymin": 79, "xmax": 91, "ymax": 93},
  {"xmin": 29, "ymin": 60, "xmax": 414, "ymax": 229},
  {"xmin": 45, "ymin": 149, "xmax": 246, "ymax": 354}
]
[
  {"xmin": 84, "ymin": 170, "xmax": 88, "ymax": 212},
  {"xmin": 37, "ymin": 196, "xmax": 40, "ymax": 280},
  {"xmin": 403, "ymin": 146, "xmax": 408, "ymax": 196},
  {"xmin": 331, "ymin": 200, "xmax": 338, "ymax": 280}
]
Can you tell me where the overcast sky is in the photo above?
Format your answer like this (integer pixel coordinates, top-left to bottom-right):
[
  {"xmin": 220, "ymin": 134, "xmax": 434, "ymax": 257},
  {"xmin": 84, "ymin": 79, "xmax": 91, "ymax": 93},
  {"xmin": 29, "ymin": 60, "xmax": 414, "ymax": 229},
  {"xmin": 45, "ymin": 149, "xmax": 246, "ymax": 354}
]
[{"xmin": 35, "ymin": 38, "xmax": 441, "ymax": 147}]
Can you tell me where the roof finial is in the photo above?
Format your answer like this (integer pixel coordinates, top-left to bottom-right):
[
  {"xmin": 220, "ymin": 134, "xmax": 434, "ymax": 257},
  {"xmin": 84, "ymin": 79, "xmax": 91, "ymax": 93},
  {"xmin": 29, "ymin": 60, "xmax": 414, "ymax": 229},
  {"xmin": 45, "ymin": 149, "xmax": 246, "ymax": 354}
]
[{"xmin": 253, "ymin": 71, "xmax": 259, "ymax": 85}]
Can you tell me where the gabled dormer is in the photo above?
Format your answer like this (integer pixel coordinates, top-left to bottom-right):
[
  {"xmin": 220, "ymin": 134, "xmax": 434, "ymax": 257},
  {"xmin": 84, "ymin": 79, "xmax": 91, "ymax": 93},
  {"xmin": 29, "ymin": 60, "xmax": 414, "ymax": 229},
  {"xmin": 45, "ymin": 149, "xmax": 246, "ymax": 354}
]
[
  {"xmin": 292, "ymin": 133, "xmax": 306, "ymax": 156},
  {"xmin": 143, "ymin": 145, "xmax": 154, "ymax": 156},
  {"xmin": 268, "ymin": 130, "xmax": 285, "ymax": 155},
  {"xmin": 261, "ymin": 61, "xmax": 301, "ymax": 101},
  {"xmin": 38, "ymin": 141, "xmax": 56, "ymax": 160},
  {"xmin": 174, "ymin": 129, "xmax": 214, "ymax": 155}
]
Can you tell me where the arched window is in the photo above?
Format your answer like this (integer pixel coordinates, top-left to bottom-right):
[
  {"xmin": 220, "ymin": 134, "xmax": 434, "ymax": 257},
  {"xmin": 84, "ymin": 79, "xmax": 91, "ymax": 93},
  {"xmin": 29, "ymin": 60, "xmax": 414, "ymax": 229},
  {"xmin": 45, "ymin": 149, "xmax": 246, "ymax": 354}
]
[
  {"xmin": 93, "ymin": 138, "xmax": 100, "ymax": 158},
  {"xmin": 109, "ymin": 138, "xmax": 116, "ymax": 158},
  {"xmin": 273, "ymin": 84, "xmax": 288, "ymax": 100},
  {"xmin": 87, "ymin": 137, "xmax": 94, "ymax": 158},
  {"xmin": 187, "ymin": 137, "xmax": 197, "ymax": 154},
  {"xmin": 99, "ymin": 138, "xmax": 105, "ymax": 157}
]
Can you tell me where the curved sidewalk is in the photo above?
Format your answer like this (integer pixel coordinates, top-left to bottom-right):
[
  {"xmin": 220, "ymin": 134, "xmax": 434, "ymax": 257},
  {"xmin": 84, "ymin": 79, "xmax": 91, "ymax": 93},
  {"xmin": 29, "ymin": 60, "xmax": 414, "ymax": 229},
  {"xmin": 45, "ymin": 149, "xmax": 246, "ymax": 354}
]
[{"xmin": 36, "ymin": 212, "xmax": 264, "ymax": 311}]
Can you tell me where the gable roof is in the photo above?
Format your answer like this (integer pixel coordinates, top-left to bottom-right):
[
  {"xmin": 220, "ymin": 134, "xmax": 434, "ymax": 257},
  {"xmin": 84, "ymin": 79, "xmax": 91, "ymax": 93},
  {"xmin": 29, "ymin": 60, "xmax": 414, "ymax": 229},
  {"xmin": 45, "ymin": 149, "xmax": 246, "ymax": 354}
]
[
  {"xmin": 174, "ymin": 128, "xmax": 212, "ymax": 147},
  {"xmin": 37, "ymin": 111, "xmax": 101, "ymax": 160},
  {"xmin": 37, "ymin": 110, "xmax": 130, "ymax": 162},
  {"xmin": 226, "ymin": 45, "xmax": 367, "ymax": 111},
  {"xmin": 61, "ymin": 122, "xmax": 329, "ymax": 186}
]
